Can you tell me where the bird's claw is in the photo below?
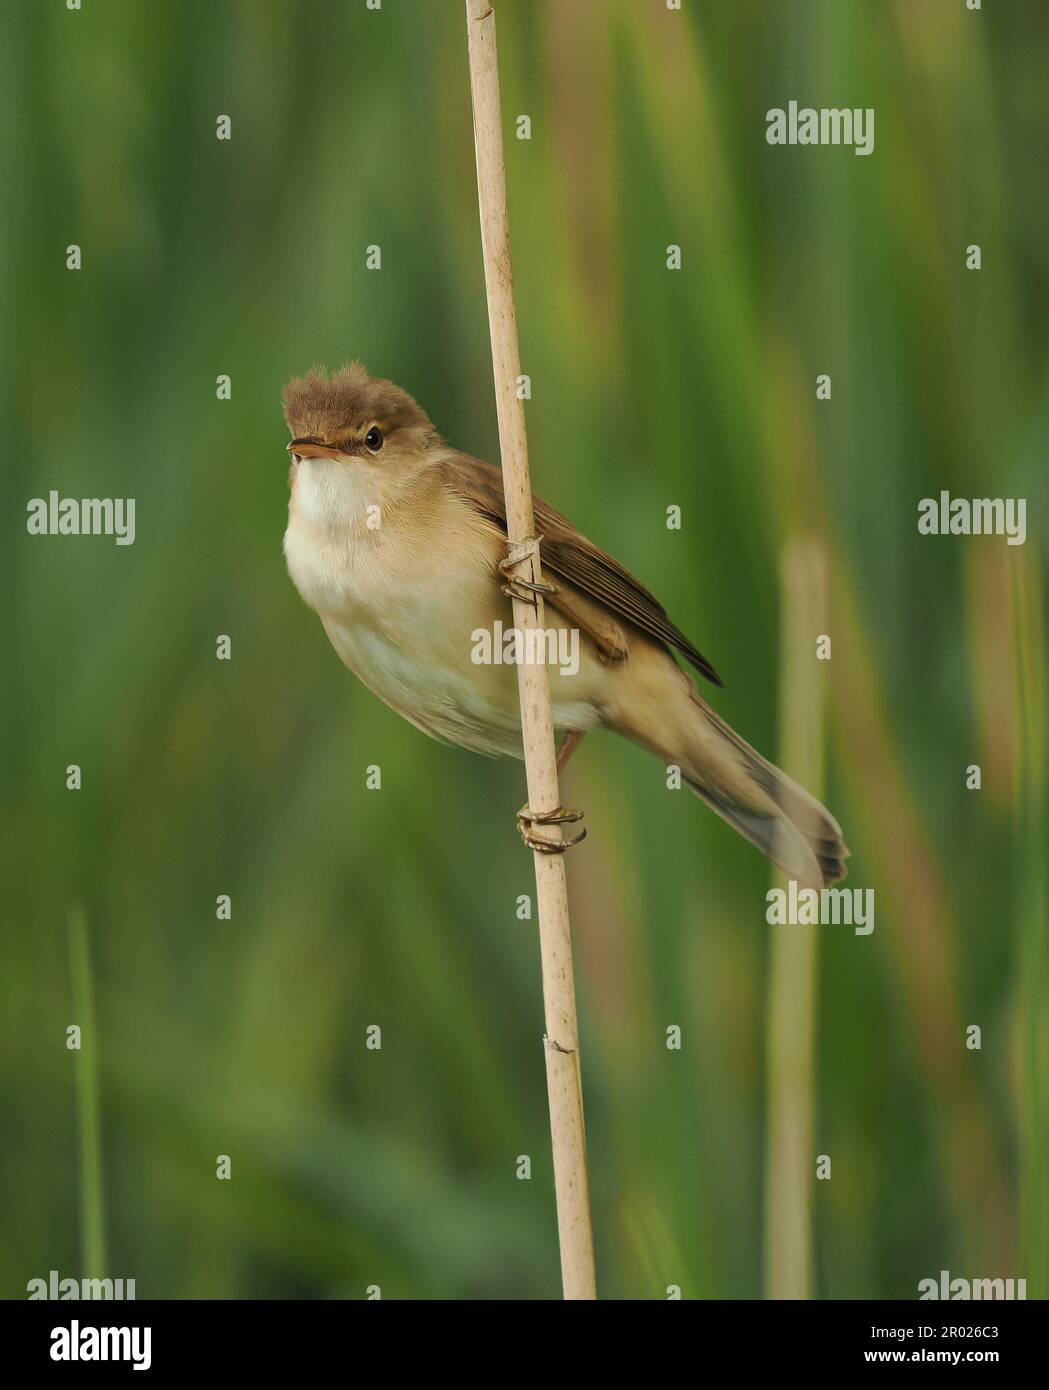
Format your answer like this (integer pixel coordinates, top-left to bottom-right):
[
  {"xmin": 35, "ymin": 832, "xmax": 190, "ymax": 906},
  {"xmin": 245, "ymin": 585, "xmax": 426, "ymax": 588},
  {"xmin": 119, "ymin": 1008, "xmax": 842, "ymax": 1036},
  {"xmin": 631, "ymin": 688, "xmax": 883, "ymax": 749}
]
[
  {"xmin": 498, "ymin": 538, "xmax": 560, "ymax": 607},
  {"xmin": 500, "ymin": 573, "xmax": 560, "ymax": 605},
  {"xmin": 515, "ymin": 803, "xmax": 587, "ymax": 853}
]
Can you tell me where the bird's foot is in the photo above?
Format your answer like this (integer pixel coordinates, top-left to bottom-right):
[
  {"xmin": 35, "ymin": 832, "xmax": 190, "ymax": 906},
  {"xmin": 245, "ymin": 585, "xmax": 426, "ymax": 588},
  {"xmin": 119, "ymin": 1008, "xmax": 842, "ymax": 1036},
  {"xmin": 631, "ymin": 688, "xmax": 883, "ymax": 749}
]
[
  {"xmin": 515, "ymin": 803, "xmax": 587, "ymax": 854},
  {"xmin": 498, "ymin": 536, "xmax": 560, "ymax": 607}
]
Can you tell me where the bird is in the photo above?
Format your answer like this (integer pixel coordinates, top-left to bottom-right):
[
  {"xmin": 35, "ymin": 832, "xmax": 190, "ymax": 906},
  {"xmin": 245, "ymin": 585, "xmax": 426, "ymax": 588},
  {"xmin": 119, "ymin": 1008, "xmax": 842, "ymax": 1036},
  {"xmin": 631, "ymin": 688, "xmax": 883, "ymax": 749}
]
[{"xmin": 282, "ymin": 362, "xmax": 849, "ymax": 888}]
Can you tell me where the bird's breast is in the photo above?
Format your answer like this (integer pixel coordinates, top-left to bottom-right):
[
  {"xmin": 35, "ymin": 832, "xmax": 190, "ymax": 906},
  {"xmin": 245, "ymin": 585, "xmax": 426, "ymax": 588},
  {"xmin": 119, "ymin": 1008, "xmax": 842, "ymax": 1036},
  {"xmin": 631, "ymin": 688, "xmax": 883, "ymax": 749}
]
[{"xmin": 283, "ymin": 498, "xmax": 534, "ymax": 754}]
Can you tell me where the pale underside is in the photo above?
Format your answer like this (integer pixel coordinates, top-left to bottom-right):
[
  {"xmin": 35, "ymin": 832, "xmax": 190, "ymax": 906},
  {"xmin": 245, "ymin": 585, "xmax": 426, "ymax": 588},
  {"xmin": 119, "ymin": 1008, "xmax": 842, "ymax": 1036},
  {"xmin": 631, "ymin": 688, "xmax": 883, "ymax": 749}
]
[{"xmin": 284, "ymin": 458, "xmax": 618, "ymax": 756}]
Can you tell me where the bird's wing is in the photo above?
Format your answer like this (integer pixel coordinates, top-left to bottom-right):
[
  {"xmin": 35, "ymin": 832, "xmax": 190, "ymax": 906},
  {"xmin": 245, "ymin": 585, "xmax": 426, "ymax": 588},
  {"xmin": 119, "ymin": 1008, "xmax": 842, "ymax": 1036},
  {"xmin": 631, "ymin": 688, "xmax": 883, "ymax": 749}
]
[{"xmin": 439, "ymin": 452, "xmax": 723, "ymax": 687}]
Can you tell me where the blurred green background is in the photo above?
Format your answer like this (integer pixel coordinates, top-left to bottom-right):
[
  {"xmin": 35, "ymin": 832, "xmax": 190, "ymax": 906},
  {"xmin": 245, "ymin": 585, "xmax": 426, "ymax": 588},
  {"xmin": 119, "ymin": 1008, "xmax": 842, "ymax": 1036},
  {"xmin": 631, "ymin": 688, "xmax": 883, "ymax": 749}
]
[{"xmin": 2, "ymin": 0, "xmax": 1046, "ymax": 1300}]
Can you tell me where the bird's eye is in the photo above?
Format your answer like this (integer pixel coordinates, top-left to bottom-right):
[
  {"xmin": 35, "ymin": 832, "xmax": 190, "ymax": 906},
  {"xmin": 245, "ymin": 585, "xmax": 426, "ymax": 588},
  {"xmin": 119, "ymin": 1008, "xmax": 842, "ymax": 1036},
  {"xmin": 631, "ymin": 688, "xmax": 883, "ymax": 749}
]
[{"xmin": 364, "ymin": 426, "xmax": 384, "ymax": 453}]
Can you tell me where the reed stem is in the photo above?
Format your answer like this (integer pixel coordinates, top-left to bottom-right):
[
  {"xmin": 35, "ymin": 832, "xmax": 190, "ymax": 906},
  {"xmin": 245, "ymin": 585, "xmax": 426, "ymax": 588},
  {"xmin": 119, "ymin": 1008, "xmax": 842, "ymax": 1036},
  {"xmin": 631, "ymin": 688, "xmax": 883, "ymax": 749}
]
[
  {"xmin": 464, "ymin": 0, "xmax": 596, "ymax": 1299},
  {"xmin": 763, "ymin": 536, "xmax": 827, "ymax": 1298},
  {"xmin": 69, "ymin": 904, "xmax": 107, "ymax": 1278}
]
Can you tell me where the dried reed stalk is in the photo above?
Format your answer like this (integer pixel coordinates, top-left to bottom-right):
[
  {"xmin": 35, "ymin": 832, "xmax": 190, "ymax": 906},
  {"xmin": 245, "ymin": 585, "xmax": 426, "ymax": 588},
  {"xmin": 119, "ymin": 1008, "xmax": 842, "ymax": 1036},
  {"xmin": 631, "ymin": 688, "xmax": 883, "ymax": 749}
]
[{"xmin": 464, "ymin": 0, "xmax": 596, "ymax": 1299}]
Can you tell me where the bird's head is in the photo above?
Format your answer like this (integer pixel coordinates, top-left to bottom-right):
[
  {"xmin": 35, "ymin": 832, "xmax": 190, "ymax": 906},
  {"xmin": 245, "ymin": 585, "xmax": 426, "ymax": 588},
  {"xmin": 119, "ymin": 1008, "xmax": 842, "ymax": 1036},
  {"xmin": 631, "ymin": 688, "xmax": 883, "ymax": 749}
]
[{"xmin": 283, "ymin": 361, "xmax": 440, "ymax": 479}]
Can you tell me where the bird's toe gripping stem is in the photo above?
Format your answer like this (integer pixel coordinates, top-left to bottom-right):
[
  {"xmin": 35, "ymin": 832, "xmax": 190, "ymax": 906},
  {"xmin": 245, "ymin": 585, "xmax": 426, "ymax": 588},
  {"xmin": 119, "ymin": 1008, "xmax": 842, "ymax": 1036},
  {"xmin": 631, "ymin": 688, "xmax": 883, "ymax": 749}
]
[
  {"xmin": 515, "ymin": 803, "xmax": 587, "ymax": 854},
  {"xmin": 498, "ymin": 535, "xmax": 559, "ymax": 607}
]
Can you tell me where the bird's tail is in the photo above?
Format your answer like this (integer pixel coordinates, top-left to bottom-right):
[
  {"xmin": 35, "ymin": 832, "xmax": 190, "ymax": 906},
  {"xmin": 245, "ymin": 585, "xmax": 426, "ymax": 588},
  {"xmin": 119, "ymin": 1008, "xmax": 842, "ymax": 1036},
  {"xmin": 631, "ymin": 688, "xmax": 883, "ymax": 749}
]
[{"xmin": 613, "ymin": 671, "xmax": 849, "ymax": 889}]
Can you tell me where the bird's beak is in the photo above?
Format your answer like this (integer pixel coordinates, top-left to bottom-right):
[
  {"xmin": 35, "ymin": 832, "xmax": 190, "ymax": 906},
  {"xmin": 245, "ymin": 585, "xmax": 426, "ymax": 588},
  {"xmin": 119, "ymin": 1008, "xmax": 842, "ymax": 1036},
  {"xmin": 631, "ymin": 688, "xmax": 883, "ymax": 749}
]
[{"xmin": 287, "ymin": 437, "xmax": 342, "ymax": 461}]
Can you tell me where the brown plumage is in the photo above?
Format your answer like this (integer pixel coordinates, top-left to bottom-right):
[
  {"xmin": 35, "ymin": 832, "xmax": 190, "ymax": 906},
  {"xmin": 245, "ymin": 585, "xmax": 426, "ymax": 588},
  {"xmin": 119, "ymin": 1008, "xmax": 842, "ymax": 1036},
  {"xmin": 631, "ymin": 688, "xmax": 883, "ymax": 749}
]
[
  {"xmin": 438, "ymin": 454, "xmax": 724, "ymax": 687},
  {"xmin": 283, "ymin": 362, "xmax": 437, "ymax": 445},
  {"xmin": 282, "ymin": 362, "xmax": 849, "ymax": 888}
]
